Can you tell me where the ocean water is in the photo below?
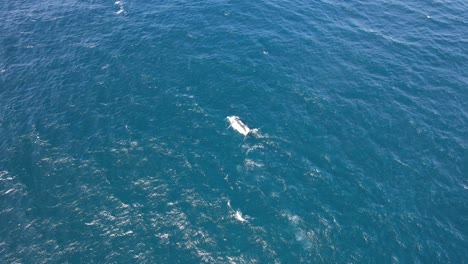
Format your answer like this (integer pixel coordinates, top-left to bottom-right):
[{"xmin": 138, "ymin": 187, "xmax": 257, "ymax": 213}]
[{"xmin": 0, "ymin": 0, "xmax": 467, "ymax": 262}]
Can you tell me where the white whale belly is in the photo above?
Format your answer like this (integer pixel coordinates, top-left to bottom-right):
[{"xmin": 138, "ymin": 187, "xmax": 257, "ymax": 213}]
[{"xmin": 227, "ymin": 116, "xmax": 250, "ymax": 136}]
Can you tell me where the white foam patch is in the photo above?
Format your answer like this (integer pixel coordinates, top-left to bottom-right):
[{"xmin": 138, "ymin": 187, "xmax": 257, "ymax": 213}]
[
  {"xmin": 285, "ymin": 213, "xmax": 314, "ymax": 249},
  {"xmin": 227, "ymin": 200, "xmax": 249, "ymax": 223},
  {"xmin": 4, "ymin": 188, "xmax": 15, "ymax": 195},
  {"xmin": 244, "ymin": 144, "xmax": 265, "ymax": 155},
  {"xmin": 244, "ymin": 158, "xmax": 264, "ymax": 169},
  {"xmin": 234, "ymin": 211, "xmax": 247, "ymax": 222},
  {"xmin": 115, "ymin": 0, "xmax": 125, "ymax": 14}
]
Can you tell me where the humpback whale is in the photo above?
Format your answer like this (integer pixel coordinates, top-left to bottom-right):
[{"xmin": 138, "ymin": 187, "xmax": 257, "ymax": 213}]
[{"xmin": 227, "ymin": 116, "xmax": 251, "ymax": 136}]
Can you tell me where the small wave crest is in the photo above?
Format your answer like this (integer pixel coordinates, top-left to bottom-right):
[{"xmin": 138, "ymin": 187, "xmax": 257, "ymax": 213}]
[{"xmin": 115, "ymin": 0, "xmax": 125, "ymax": 14}]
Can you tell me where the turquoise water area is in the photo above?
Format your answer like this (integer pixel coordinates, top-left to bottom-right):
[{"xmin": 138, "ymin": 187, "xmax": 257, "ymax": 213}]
[{"xmin": 0, "ymin": 0, "xmax": 467, "ymax": 262}]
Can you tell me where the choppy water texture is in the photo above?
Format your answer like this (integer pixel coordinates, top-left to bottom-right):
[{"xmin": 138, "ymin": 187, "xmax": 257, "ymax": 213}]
[{"xmin": 1, "ymin": 0, "xmax": 467, "ymax": 263}]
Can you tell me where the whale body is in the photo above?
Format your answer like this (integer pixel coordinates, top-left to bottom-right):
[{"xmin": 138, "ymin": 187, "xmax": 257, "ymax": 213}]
[{"xmin": 227, "ymin": 116, "xmax": 251, "ymax": 136}]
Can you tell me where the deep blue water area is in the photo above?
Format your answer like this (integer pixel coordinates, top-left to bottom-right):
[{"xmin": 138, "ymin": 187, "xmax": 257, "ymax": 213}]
[{"xmin": 1, "ymin": 0, "xmax": 467, "ymax": 262}]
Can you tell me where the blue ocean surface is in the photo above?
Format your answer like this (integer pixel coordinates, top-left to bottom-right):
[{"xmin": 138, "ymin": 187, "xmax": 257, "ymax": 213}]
[{"xmin": 0, "ymin": 0, "xmax": 467, "ymax": 262}]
